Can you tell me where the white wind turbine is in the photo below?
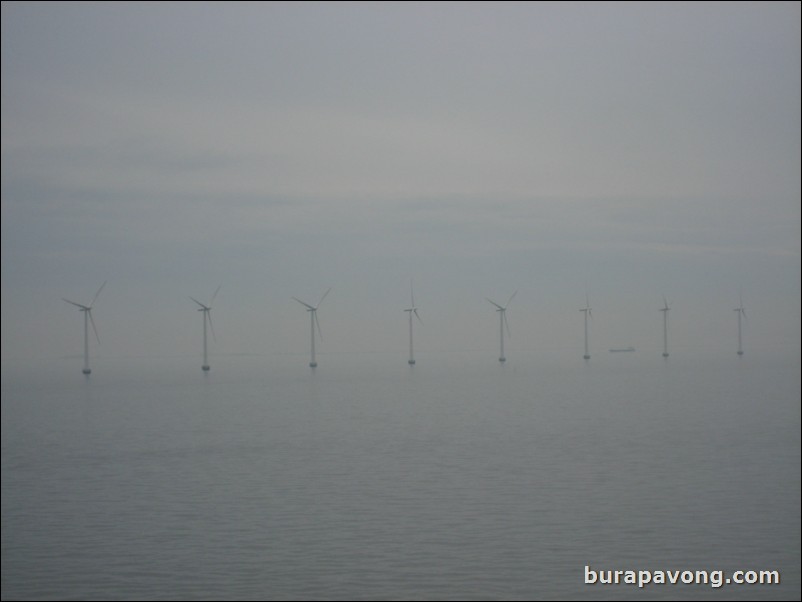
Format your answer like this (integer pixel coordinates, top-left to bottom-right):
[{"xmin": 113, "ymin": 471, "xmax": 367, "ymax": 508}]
[
  {"xmin": 190, "ymin": 286, "xmax": 220, "ymax": 372},
  {"xmin": 580, "ymin": 294, "xmax": 592, "ymax": 360},
  {"xmin": 660, "ymin": 296, "xmax": 670, "ymax": 358},
  {"xmin": 62, "ymin": 281, "xmax": 106, "ymax": 375},
  {"xmin": 734, "ymin": 295, "xmax": 746, "ymax": 356},
  {"xmin": 293, "ymin": 288, "xmax": 331, "ymax": 368},
  {"xmin": 404, "ymin": 282, "xmax": 423, "ymax": 365},
  {"xmin": 487, "ymin": 291, "xmax": 517, "ymax": 362}
]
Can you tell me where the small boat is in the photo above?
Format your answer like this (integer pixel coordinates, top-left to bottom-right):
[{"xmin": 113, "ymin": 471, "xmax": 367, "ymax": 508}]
[{"xmin": 609, "ymin": 347, "xmax": 635, "ymax": 353}]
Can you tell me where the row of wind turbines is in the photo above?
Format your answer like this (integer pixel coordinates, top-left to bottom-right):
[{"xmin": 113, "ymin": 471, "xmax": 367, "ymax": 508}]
[{"xmin": 62, "ymin": 283, "xmax": 748, "ymax": 375}]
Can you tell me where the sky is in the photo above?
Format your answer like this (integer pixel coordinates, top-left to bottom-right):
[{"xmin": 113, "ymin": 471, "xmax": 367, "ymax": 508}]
[{"xmin": 2, "ymin": 1, "xmax": 800, "ymax": 363}]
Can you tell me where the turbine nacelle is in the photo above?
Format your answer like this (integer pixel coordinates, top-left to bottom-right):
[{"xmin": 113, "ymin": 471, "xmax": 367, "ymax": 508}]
[{"xmin": 293, "ymin": 287, "xmax": 331, "ymax": 313}]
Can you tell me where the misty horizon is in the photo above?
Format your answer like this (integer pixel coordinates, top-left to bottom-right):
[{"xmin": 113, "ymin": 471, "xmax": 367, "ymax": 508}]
[{"xmin": 2, "ymin": 3, "xmax": 799, "ymax": 362}]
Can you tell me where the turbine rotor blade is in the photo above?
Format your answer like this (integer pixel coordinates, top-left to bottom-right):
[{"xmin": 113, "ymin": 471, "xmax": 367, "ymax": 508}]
[
  {"xmin": 503, "ymin": 310, "xmax": 511, "ymax": 338},
  {"xmin": 210, "ymin": 285, "xmax": 221, "ymax": 306},
  {"xmin": 207, "ymin": 310, "xmax": 217, "ymax": 342},
  {"xmin": 90, "ymin": 281, "xmax": 106, "ymax": 307},
  {"xmin": 88, "ymin": 309, "xmax": 100, "ymax": 344},
  {"xmin": 293, "ymin": 297, "xmax": 315, "ymax": 310},
  {"xmin": 410, "ymin": 281, "xmax": 415, "ymax": 309},
  {"xmin": 190, "ymin": 296, "xmax": 208, "ymax": 309},
  {"xmin": 63, "ymin": 298, "xmax": 88, "ymax": 310},
  {"xmin": 507, "ymin": 290, "xmax": 518, "ymax": 306},
  {"xmin": 414, "ymin": 308, "xmax": 423, "ymax": 325},
  {"xmin": 314, "ymin": 310, "xmax": 322, "ymax": 341},
  {"xmin": 317, "ymin": 287, "xmax": 332, "ymax": 308},
  {"xmin": 486, "ymin": 298, "xmax": 504, "ymax": 310}
]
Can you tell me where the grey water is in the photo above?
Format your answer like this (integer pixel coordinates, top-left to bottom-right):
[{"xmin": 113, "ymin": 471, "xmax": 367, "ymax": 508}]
[{"xmin": 2, "ymin": 349, "xmax": 800, "ymax": 600}]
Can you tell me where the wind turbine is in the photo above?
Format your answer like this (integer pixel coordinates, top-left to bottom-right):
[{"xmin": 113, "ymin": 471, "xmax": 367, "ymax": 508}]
[
  {"xmin": 190, "ymin": 286, "xmax": 220, "ymax": 372},
  {"xmin": 580, "ymin": 294, "xmax": 592, "ymax": 360},
  {"xmin": 404, "ymin": 282, "xmax": 423, "ymax": 365},
  {"xmin": 62, "ymin": 281, "xmax": 106, "ymax": 375},
  {"xmin": 660, "ymin": 296, "xmax": 670, "ymax": 358},
  {"xmin": 293, "ymin": 288, "xmax": 331, "ymax": 368},
  {"xmin": 734, "ymin": 295, "xmax": 746, "ymax": 356},
  {"xmin": 487, "ymin": 291, "xmax": 517, "ymax": 362}
]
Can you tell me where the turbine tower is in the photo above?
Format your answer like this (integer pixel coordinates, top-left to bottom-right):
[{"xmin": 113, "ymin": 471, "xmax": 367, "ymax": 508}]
[
  {"xmin": 62, "ymin": 281, "xmax": 106, "ymax": 375},
  {"xmin": 580, "ymin": 294, "xmax": 592, "ymax": 360},
  {"xmin": 293, "ymin": 288, "xmax": 331, "ymax": 368},
  {"xmin": 660, "ymin": 297, "xmax": 670, "ymax": 358},
  {"xmin": 734, "ymin": 295, "xmax": 746, "ymax": 356},
  {"xmin": 487, "ymin": 291, "xmax": 517, "ymax": 362},
  {"xmin": 190, "ymin": 286, "xmax": 220, "ymax": 372},
  {"xmin": 404, "ymin": 282, "xmax": 423, "ymax": 365}
]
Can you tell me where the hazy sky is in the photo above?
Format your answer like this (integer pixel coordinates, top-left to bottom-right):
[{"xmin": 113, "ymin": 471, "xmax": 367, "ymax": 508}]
[{"xmin": 2, "ymin": 2, "xmax": 800, "ymax": 362}]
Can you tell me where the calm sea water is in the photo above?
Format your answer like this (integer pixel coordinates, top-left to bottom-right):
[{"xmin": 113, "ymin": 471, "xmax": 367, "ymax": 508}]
[{"xmin": 2, "ymin": 349, "xmax": 800, "ymax": 600}]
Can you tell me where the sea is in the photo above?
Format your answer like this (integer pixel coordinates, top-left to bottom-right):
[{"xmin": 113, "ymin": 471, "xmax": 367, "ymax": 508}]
[{"xmin": 2, "ymin": 348, "xmax": 800, "ymax": 600}]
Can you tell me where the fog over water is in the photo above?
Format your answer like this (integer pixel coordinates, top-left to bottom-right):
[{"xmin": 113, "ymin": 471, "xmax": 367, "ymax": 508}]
[
  {"xmin": 1, "ymin": 3, "xmax": 799, "ymax": 362},
  {"xmin": 2, "ymin": 3, "xmax": 800, "ymax": 600}
]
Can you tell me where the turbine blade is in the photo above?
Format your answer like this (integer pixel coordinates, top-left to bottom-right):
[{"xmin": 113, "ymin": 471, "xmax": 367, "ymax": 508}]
[
  {"xmin": 190, "ymin": 296, "xmax": 208, "ymax": 309},
  {"xmin": 210, "ymin": 285, "xmax": 221, "ymax": 306},
  {"xmin": 486, "ymin": 298, "xmax": 504, "ymax": 310},
  {"xmin": 504, "ymin": 310, "xmax": 511, "ymax": 338},
  {"xmin": 414, "ymin": 308, "xmax": 423, "ymax": 325},
  {"xmin": 63, "ymin": 298, "xmax": 88, "ymax": 310},
  {"xmin": 314, "ymin": 310, "xmax": 322, "ymax": 341},
  {"xmin": 293, "ymin": 297, "xmax": 315, "ymax": 310},
  {"xmin": 588, "ymin": 309, "xmax": 592, "ymax": 319},
  {"xmin": 90, "ymin": 281, "xmax": 106, "ymax": 307},
  {"xmin": 317, "ymin": 287, "xmax": 332, "ymax": 308},
  {"xmin": 88, "ymin": 309, "xmax": 100, "ymax": 344},
  {"xmin": 507, "ymin": 290, "xmax": 518, "ymax": 306},
  {"xmin": 207, "ymin": 311, "xmax": 217, "ymax": 342},
  {"xmin": 410, "ymin": 281, "xmax": 415, "ymax": 308}
]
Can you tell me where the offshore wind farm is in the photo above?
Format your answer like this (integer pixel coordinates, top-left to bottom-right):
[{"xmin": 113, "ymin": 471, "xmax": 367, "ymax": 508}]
[
  {"xmin": 2, "ymin": 4, "xmax": 799, "ymax": 601},
  {"xmin": 51, "ymin": 282, "xmax": 772, "ymax": 375}
]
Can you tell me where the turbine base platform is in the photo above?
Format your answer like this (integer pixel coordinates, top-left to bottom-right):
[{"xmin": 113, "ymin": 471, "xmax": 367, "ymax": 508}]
[
  {"xmin": 583, "ymin": 355, "xmax": 590, "ymax": 360},
  {"xmin": 82, "ymin": 368, "xmax": 91, "ymax": 375},
  {"xmin": 662, "ymin": 353, "xmax": 669, "ymax": 358},
  {"xmin": 202, "ymin": 365, "xmax": 210, "ymax": 372},
  {"xmin": 737, "ymin": 351, "xmax": 744, "ymax": 356},
  {"xmin": 309, "ymin": 362, "xmax": 318, "ymax": 368},
  {"xmin": 408, "ymin": 359, "xmax": 416, "ymax": 365},
  {"xmin": 499, "ymin": 357, "xmax": 506, "ymax": 363}
]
